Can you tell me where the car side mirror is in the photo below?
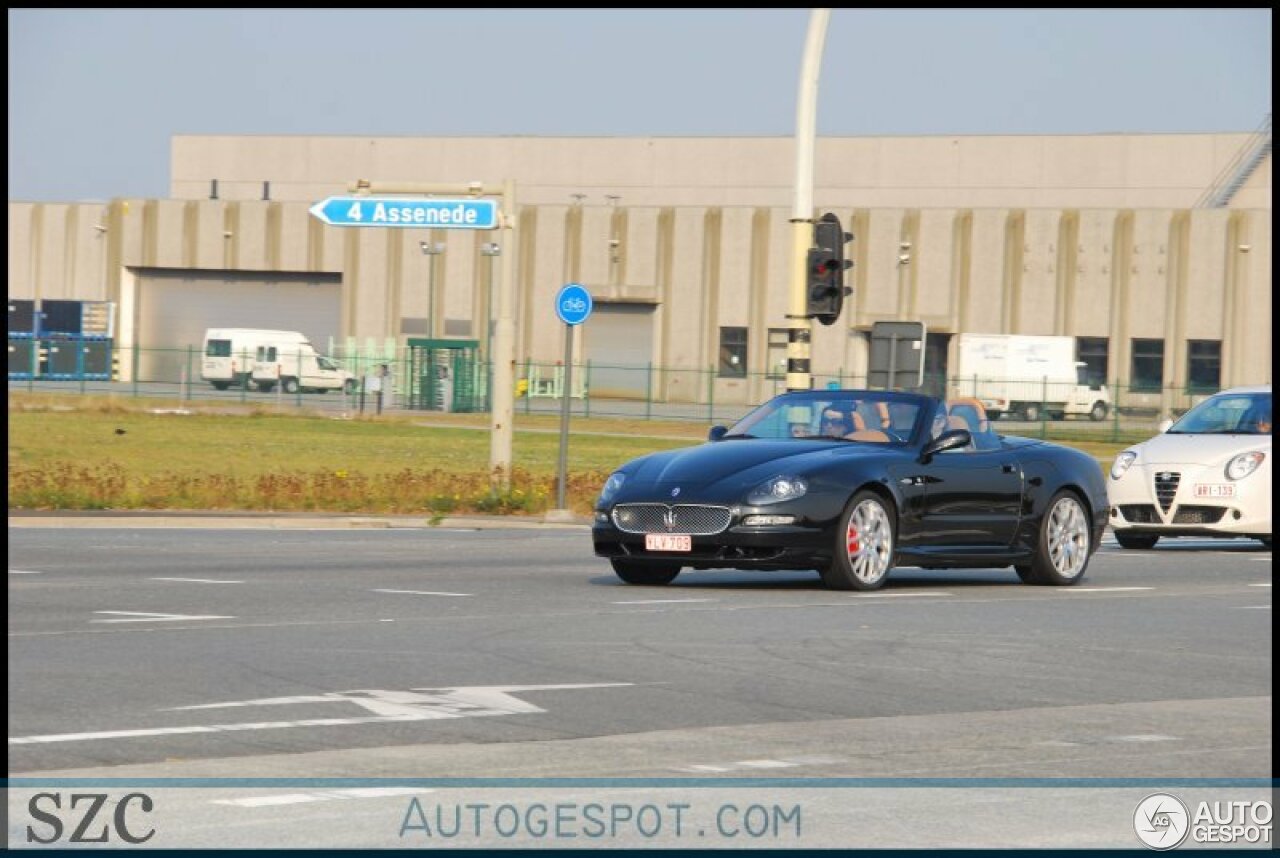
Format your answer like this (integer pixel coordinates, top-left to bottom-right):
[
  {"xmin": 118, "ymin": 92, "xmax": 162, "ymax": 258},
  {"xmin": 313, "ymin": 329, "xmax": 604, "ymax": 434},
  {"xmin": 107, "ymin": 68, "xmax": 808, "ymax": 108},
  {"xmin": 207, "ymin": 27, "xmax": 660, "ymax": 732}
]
[
  {"xmin": 1158, "ymin": 418, "xmax": 1173, "ymax": 433},
  {"xmin": 708, "ymin": 425, "xmax": 728, "ymax": 442},
  {"xmin": 920, "ymin": 429, "xmax": 971, "ymax": 462}
]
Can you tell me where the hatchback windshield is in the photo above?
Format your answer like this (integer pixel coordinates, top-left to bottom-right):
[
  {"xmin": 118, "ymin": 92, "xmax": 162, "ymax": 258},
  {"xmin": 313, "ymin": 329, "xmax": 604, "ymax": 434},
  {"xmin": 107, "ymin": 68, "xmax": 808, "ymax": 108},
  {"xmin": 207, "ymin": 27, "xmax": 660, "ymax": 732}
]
[
  {"xmin": 725, "ymin": 392, "xmax": 924, "ymax": 443},
  {"xmin": 1168, "ymin": 391, "xmax": 1271, "ymax": 435}
]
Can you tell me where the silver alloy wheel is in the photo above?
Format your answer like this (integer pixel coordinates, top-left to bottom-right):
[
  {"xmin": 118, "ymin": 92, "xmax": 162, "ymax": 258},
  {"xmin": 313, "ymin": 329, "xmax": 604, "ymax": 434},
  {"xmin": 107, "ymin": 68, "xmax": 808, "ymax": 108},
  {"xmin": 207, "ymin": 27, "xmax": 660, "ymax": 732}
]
[
  {"xmin": 1046, "ymin": 495, "xmax": 1089, "ymax": 578},
  {"xmin": 846, "ymin": 498, "xmax": 893, "ymax": 584}
]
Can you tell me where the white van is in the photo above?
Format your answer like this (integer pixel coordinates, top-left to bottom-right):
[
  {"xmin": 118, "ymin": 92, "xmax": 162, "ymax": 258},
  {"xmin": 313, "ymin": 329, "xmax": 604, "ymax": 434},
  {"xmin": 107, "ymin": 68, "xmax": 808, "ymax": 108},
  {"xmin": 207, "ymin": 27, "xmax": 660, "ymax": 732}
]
[
  {"xmin": 251, "ymin": 343, "xmax": 356, "ymax": 395},
  {"xmin": 201, "ymin": 328, "xmax": 308, "ymax": 390}
]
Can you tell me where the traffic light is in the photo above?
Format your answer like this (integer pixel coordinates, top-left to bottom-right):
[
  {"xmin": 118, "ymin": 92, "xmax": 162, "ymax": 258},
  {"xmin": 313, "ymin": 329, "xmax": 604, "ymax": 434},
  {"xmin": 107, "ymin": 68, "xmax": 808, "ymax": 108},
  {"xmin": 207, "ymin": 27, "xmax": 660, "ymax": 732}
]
[{"xmin": 806, "ymin": 212, "xmax": 854, "ymax": 325}]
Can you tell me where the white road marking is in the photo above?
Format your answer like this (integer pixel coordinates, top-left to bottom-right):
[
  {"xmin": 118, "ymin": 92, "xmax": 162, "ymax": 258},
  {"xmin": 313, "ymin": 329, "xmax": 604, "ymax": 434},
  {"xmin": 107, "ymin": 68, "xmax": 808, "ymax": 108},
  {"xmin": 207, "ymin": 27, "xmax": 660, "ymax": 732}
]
[
  {"xmin": 675, "ymin": 755, "xmax": 845, "ymax": 773},
  {"xmin": 1058, "ymin": 587, "xmax": 1154, "ymax": 592},
  {"xmin": 1112, "ymin": 734, "xmax": 1180, "ymax": 743},
  {"xmin": 8, "ymin": 684, "xmax": 632, "ymax": 746},
  {"xmin": 612, "ymin": 598, "xmax": 717, "ymax": 605},
  {"xmin": 92, "ymin": 610, "xmax": 235, "ymax": 623},
  {"xmin": 846, "ymin": 591, "xmax": 954, "ymax": 598},
  {"xmin": 1234, "ymin": 605, "xmax": 1271, "ymax": 610},
  {"xmin": 9, "ymin": 569, "xmax": 45, "ymax": 574},
  {"xmin": 212, "ymin": 788, "xmax": 432, "ymax": 808},
  {"xmin": 372, "ymin": 589, "xmax": 472, "ymax": 597},
  {"xmin": 151, "ymin": 577, "xmax": 243, "ymax": 584},
  {"xmin": 213, "ymin": 794, "xmax": 325, "ymax": 807},
  {"xmin": 1248, "ymin": 582, "xmax": 1272, "ymax": 587}
]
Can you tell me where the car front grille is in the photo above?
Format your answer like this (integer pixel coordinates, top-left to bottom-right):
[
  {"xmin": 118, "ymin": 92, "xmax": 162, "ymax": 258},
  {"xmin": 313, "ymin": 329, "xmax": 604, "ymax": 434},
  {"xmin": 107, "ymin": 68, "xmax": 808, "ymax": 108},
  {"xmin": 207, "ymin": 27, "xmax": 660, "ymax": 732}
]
[
  {"xmin": 611, "ymin": 503, "xmax": 733, "ymax": 535},
  {"xmin": 1119, "ymin": 504, "xmax": 1161, "ymax": 523},
  {"xmin": 1171, "ymin": 505, "xmax": 1227, "ymax": 525},
  {"xmin": 1153, "ymin": 471, "xmax": 1181, "ymax": 513}
]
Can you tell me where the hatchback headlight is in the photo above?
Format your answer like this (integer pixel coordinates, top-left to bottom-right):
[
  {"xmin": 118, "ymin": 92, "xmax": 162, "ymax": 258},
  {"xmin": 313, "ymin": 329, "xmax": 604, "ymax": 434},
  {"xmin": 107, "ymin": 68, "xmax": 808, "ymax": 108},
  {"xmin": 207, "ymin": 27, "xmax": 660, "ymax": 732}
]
[
  {"xmin": 597, "ymin": 472, "xmax": 627, "ymax": 505},
  {"xmin": 747, "ymin": 475, "xmax": 808, "ymax": 505},
  {"xmin": 1110, "ymin": 451, "xmax": 1137, "ymax": 480},
  {"xmin": 1225, "ymin": 451, "xmax": 1265, "ymax": 481}
]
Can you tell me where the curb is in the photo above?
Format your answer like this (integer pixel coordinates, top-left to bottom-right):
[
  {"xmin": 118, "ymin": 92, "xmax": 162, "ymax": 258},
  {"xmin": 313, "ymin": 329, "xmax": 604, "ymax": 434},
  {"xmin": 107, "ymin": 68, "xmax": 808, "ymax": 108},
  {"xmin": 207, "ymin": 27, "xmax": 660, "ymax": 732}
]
[{"xmin": 6, "ymin": 510, "xmax": 592, "ymax": 531}]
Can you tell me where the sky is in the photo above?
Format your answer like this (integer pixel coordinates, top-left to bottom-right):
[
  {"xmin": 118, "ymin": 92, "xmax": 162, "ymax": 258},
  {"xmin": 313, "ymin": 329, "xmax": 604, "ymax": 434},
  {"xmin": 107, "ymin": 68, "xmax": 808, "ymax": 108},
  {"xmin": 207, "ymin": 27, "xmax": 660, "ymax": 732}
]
[{"xmin": 7, "ymin": 8, "xmax": 1273, "ymax": 203}]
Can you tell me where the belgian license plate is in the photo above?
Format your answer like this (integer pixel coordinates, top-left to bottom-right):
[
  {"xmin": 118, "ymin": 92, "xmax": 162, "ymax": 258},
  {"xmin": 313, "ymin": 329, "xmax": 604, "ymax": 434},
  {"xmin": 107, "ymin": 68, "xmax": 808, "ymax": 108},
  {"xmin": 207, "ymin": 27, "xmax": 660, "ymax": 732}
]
[
  {"xmin": 645, "ymin": 534, "xmax": 692, "ymax": 552},
  {"xmin": 1194, "ymin": 484, "xmax": 1236, "ymax": 498}
]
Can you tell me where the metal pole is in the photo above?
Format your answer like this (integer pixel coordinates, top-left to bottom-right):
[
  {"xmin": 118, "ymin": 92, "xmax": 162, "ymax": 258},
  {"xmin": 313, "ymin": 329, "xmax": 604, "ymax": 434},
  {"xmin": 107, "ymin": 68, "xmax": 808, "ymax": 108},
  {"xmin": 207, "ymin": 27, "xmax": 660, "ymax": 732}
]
[
  {"xmin": 555, "ymin": 323, "xmax": 574, "ymax": 510},
  {"xmin": 786, "ymin": 8, "xmax": 830, "ymax": 393},
  {"xmin": 490, "ymin": 179, "xmax": 518, "ymax": 489}
]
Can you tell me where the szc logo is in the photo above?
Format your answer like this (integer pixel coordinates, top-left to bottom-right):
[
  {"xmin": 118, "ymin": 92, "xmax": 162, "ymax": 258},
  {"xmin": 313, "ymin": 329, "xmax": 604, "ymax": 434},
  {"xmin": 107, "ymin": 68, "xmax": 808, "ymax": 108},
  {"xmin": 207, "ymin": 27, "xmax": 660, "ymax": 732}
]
[{"xmin": 1134, "ymin": 793, "xmax": 1190, "ymax": 850}]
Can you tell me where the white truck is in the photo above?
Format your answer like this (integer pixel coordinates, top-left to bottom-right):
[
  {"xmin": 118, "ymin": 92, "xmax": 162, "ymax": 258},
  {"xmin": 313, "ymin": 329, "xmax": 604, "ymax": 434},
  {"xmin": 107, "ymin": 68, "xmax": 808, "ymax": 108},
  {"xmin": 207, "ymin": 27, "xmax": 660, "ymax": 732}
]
[
  {"xmin": 202, "ymin": 328, "xmax": 304, "ymax": 390},
  {"xmin": 250, "ymin": 341, "xmax": 357, "ymax": 395},
  {"xmin": 947, "ymin": 333, "xmax": 1111, "ymax": 421}
]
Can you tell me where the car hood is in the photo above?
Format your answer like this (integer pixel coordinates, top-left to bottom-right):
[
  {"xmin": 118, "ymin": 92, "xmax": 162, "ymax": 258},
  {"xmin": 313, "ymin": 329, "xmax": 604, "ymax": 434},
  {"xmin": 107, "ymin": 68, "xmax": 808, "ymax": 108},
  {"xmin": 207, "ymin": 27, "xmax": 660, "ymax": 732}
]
[
  {"xmin": 1131, "ymin": 432, "xmax": 1270, "ymax": 465},
  {"xmin": 619, "ymin": 440, "xmax": 892, "ymax": 495}
]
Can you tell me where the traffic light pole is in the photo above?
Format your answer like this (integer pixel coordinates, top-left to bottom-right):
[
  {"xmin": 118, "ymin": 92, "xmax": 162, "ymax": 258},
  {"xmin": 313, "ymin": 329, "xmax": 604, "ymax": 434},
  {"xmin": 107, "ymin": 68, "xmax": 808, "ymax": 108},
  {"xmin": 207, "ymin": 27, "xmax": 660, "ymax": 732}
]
[{"xmin": 786, "ymin": 9, "xmax": 830, "ymax": 392}]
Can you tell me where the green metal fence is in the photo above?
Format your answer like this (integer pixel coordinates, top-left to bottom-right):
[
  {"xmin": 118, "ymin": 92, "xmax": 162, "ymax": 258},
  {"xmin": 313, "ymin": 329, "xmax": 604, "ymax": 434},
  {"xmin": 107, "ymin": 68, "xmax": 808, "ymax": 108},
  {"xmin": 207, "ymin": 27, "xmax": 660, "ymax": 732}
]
[{"xmin": 7, "ymin": 343, "xmax": 1264, "ymax": 443}]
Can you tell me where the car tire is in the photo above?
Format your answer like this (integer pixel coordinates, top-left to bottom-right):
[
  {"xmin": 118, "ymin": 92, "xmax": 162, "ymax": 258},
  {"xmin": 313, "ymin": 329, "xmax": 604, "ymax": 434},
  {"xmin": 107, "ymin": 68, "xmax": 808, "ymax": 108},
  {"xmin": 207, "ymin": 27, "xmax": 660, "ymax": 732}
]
[
  {"xmin": 1259, "ymin": 536, "xmax": 1272, "ymax": 550},
  {"xmin": 1014, "ymin": 490, "xmax": 1092, "ymax": 586},
  {"xmin": 1114, "ymin": 532, "xmax": 1159, "ymax": 550},
  {"xmin": 211, "ymin": 382, "xmax": 229, "ymax": 391},
  {"xmin": 820, "ymin": 490, "xmax": 896, "ymax": 591},
  {"xmin": 610, "ymin": 558, "xmax": 681, "ymax": 586},
  {"xmin": 1089, "ymin": 401, "xmax": 1108, "ymax": 421},
  {"xmin": 343, "ymin": 379, "xmax": 358, "ymax": 396},
  {"xmin": 282, "ymin": 377, "xmax": 300, "ymax": 394}
]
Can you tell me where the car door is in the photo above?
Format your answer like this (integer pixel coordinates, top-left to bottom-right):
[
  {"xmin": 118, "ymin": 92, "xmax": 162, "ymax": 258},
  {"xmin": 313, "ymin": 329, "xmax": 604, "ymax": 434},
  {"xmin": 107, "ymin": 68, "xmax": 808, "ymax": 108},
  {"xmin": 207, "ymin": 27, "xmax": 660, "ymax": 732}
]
[{"xmin": 914, "ymin": 442, "xmax": 1024, "ymax": 547}]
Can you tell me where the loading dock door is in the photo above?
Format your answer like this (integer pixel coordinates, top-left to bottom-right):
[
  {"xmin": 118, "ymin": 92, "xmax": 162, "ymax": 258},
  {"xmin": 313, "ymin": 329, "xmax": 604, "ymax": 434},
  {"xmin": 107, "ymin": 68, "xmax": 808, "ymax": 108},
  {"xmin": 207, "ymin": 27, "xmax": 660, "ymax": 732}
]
[
  {"xmin": 581, "ymin": 303, "xmax": 656, "ymax": 399},
  {"xmin": 135, "ymin": 269, "xmax": 341, "ymax": 382}
]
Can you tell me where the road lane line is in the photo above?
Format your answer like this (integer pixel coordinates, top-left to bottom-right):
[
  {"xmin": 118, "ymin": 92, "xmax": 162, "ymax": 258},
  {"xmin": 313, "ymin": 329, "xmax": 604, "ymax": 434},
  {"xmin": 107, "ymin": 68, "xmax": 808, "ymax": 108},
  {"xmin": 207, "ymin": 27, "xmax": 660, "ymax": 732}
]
[
  {"xmin": 1248, "ymin": 582, "xmax": 1272, "ymax": 587},
  {"xmin": 845, "ymin": 591, "xmax": 954, "ymax": 598},
  {"xmin": 1234, "ymin": 605, "xmax": 1270, "ymax": 610},
  {"xmin": 8, "ymin": 570, "xmax": 44, "ymax": 574},
  {"xmin": 92, "ymin": 611, "xmax": 235, "ymax": 623},
  {"xmin": 151, "ymin": 577, "xmax": 244, "ymax": 584},
  {"xmin": 1058, "ymin": 587, "xmax": 1154, "ymax": 593},
  {"xmin": 612, "ymin": 598, "xmax": 717, "ymax": 605},
  {"xmin": 372, "ymin": 589, "xmax": 472, "ymax": 597}
]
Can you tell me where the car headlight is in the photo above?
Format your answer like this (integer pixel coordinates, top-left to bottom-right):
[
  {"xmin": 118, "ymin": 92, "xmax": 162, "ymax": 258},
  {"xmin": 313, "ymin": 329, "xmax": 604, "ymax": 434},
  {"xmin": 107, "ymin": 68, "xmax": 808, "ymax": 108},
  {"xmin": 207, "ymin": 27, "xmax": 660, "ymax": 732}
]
[
  {"xmin": 597, "ymin": 472, "xmax": 627, "ymax": 506},
  {"xmin": 1225, "ymin": 451, "xmax": 1265, "ymax": 481},
  {"xmin": 747, "ymin": 474, "xmax": 808, "ymax": 505},
  {"xmin": 1110, "ymin": 451, "xmax": 1137, "ymax": 480}
]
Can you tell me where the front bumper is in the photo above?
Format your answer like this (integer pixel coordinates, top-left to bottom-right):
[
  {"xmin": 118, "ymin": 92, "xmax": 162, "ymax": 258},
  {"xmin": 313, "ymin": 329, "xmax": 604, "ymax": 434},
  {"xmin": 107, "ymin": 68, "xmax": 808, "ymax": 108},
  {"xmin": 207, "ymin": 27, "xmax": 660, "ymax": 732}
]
[
  {"xmin": 1108, "ymin": 462, "xmax": 1272, "ymax": 537},
  {"xmin": 592, "ymin": 515, "xmax": 832, "ymax": 571}
]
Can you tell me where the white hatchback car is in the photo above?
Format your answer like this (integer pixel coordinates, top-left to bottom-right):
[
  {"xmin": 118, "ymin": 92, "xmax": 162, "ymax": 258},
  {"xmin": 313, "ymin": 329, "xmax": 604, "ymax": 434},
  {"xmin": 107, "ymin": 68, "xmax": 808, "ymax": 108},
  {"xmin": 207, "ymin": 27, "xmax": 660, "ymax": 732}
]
[{"xmin": 1107, "ymin": 385, "xmax": 1271, "ymax": 549}]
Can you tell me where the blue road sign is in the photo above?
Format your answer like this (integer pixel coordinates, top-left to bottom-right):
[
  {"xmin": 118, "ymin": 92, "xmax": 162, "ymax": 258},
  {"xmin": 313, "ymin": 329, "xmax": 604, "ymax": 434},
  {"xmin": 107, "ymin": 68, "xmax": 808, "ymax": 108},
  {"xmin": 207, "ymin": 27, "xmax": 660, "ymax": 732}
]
[
  {"xmin": 555, "ymin": 283, "xmax": 593, "ymax": 326},
  {"xmin": 309, "ymin": 197, "xmax": 499, "ymax": 229}
]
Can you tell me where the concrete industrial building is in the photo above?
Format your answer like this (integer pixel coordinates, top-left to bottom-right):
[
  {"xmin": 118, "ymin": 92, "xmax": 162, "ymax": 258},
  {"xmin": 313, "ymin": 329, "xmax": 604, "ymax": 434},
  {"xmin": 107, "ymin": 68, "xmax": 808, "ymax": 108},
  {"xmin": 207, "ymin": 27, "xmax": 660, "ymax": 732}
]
[{"xmin": 7, "ymin": 126, "xmax": 1272, "ymax": 413}]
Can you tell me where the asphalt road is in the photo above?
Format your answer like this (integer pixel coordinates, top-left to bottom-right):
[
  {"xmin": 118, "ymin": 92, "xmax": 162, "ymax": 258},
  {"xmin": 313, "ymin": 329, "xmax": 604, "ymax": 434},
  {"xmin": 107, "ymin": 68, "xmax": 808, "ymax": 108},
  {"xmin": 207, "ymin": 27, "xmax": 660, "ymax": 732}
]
[{"xmin": 6, "ymin": 522, "xmax": 1273, "ymax": 849}]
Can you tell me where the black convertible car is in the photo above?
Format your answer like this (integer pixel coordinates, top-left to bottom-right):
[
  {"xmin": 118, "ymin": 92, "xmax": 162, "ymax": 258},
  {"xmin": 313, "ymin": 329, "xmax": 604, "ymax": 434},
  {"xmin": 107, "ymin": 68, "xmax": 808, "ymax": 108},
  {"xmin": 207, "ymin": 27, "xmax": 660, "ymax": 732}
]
[{"xmin": 592, "ymin": 389, "xmax": 1108, "ymax": 590}]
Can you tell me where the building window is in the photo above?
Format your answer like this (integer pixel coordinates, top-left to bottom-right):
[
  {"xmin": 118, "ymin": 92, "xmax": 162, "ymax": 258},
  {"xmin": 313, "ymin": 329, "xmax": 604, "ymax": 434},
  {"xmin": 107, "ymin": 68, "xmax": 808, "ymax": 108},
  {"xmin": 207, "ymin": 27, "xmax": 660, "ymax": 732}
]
[
  {"xmin": 1186, "ymin": 340, "xmax": 1221, "ymax": 393},
  {"xmin": 1130, "ymin": 338, "xmax": 1164, "ymax": 392},
  {"xmin": 766, "ymin": 328, "xmax": 788, "ymax": 379},
  {"xmin": 718, "ymin": 327, "xmax": 748, "ymax": 378},
  {"xmin": 1076, "ymin": 337, "xmax": 1109, "ymax": 386}
]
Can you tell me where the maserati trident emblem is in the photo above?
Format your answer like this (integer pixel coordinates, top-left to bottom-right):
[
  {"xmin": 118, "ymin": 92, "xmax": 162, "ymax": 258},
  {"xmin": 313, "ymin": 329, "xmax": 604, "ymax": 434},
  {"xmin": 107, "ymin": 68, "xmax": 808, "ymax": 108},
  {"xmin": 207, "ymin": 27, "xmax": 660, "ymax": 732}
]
[
  {"xmin": 671, "ymin": 487, "xmax": 681, "ymax": 497},
  {"xmin": 663, "ymin": 508, "xmax": 677, "ymax": 532}
]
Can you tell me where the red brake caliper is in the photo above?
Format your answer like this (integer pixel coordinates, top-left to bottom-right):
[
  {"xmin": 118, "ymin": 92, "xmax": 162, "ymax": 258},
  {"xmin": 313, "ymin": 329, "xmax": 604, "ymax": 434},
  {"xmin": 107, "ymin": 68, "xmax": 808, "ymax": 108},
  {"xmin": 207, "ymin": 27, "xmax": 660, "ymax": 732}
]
[{"xmin": 847, "ymin": 519, "xmax": 860, "ymax": 557}]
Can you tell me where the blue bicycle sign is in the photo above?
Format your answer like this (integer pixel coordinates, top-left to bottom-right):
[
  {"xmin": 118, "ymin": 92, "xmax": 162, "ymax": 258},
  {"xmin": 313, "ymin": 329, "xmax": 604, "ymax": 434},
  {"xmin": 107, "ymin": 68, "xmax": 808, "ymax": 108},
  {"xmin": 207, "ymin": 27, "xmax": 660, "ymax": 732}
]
[{"xmin": 555, "ymin": 283, "xmax": 593, "ymax": 326}]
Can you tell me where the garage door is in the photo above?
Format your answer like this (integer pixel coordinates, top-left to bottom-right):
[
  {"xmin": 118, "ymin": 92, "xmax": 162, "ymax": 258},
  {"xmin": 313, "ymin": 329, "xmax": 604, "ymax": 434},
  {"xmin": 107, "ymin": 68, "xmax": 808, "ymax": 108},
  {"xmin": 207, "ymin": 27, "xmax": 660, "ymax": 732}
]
[
  {"xmin": 581, "ymin": 302, "xmax": 656, "ymax": 398},
  {"xmin": 136, "ymin": 268, "xmax": 341, "ymax": 382}
]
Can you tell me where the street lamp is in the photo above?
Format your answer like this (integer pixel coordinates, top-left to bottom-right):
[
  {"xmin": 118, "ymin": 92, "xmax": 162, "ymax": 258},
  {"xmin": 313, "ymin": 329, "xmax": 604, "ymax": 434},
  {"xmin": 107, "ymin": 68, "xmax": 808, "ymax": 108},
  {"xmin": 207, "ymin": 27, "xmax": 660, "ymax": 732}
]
[{"xmin": 420, "ymin": 240, "xmax": 446, "ymax": 339}]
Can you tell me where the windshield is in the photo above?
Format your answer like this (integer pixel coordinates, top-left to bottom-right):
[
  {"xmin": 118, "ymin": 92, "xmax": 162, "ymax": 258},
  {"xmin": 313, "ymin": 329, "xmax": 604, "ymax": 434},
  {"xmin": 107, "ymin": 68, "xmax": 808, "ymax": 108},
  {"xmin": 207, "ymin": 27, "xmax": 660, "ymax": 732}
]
[
  {"xmin": 725, "ymin": 391, "xmax": 925, "ymax": 444},
  {"xmin": 1168, "ymin": 391, "xmax": 1271, "ymax": 435}
]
